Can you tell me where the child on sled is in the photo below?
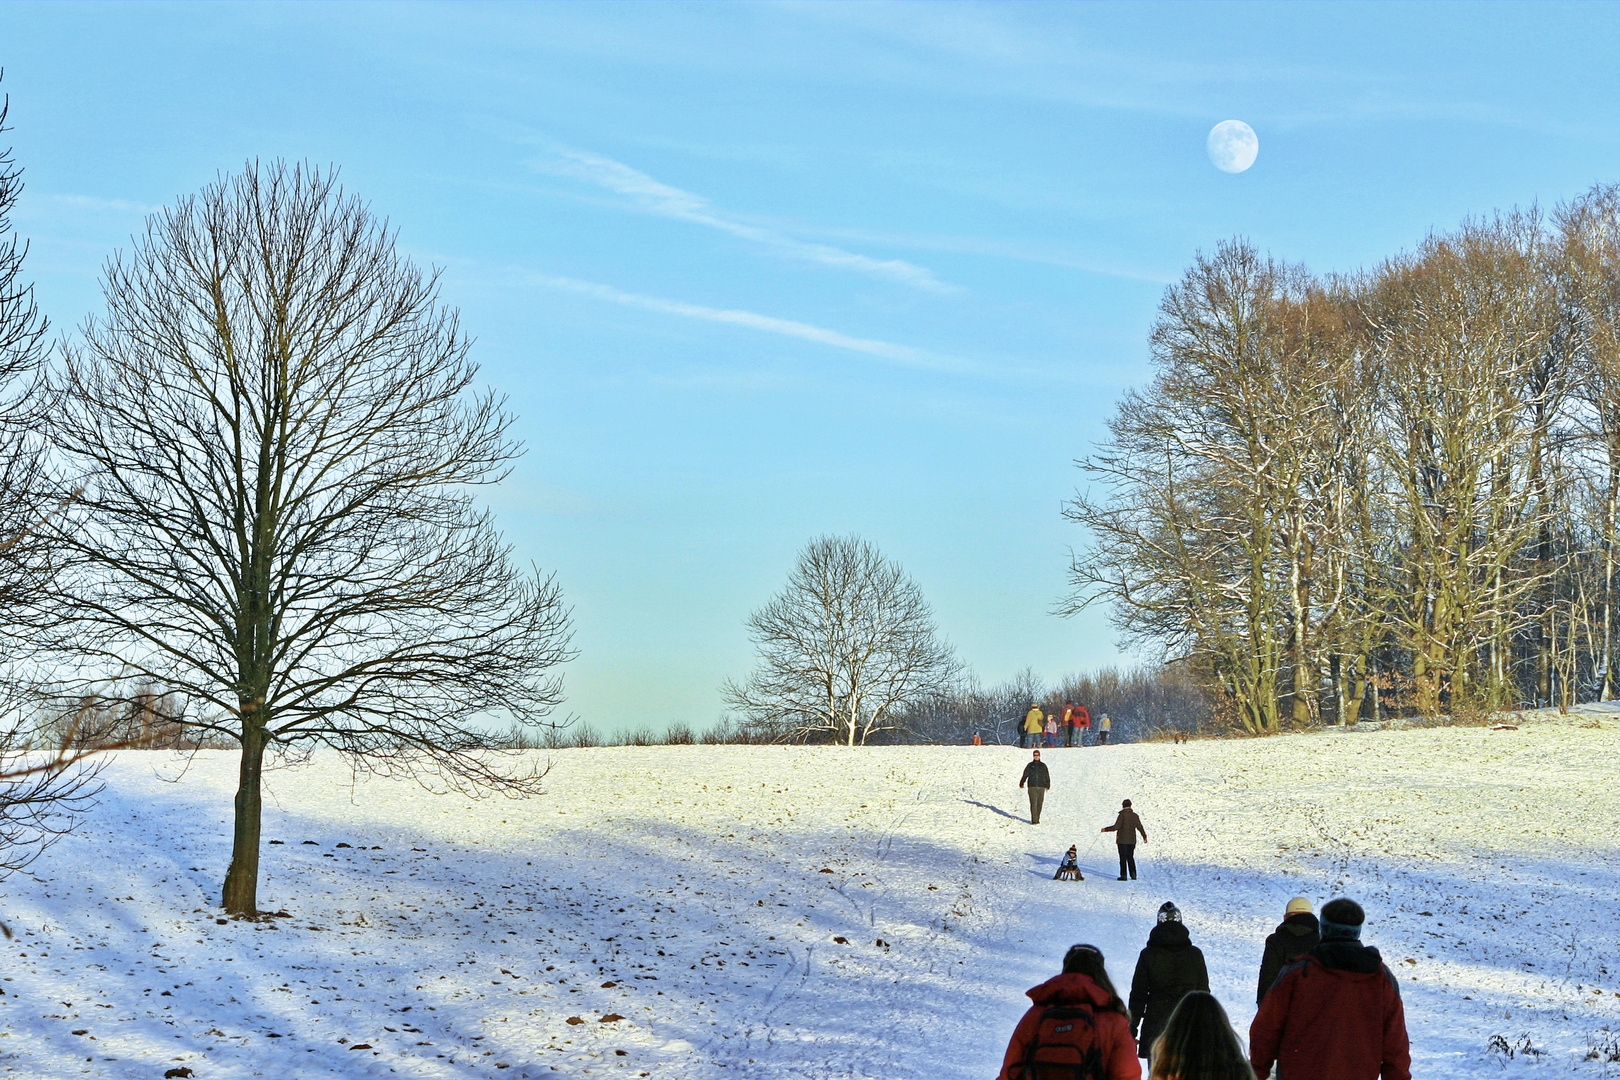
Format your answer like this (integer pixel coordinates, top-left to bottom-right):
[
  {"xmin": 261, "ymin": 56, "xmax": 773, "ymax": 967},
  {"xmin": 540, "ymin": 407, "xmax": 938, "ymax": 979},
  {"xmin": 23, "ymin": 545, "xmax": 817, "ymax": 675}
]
[{"xmin": 1053, "ymin": 845, "xmax": 1083, "ymax": 881}]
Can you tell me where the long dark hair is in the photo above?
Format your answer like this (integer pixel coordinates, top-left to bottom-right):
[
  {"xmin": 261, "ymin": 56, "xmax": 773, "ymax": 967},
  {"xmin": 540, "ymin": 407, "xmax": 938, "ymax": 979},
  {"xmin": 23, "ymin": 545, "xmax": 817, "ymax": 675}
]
[
  {"xmin": 1060, "ymin": 944, "xmax": 1128, "ymax": 1015},
  {"xmin": 1148, "ymin": 992, "xmax": 1256, "ymax": 1080}
]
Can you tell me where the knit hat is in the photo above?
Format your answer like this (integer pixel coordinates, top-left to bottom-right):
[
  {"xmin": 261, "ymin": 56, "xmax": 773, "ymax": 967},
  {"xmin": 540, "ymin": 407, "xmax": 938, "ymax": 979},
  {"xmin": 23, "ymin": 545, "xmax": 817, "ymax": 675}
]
[
  {"xmin": 1284, "ymin": 897, "xmax": 1312, "ymax": 917},
  {"xmin": 1319, "ymin": 897, "xmax": 1365, "ymax": 940},
  {"xmin": 1157, "ymin": 901, "xmax": 1181, "ymax": 924}
]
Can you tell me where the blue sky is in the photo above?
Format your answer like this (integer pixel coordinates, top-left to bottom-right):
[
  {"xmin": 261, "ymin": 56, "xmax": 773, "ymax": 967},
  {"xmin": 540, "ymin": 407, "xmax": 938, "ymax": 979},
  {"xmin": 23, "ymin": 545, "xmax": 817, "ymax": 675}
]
[{"xmin": 3, "ymin": 1, "xmax": 1617, "ymax": 733}]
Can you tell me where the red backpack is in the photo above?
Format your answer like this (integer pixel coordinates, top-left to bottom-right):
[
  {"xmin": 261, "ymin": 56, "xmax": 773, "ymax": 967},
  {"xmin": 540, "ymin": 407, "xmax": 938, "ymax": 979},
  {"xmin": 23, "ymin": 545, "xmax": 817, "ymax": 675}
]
[{"xmin": 1013, "ymin": 1004, "xmax": 1108, "ymax": 1080}]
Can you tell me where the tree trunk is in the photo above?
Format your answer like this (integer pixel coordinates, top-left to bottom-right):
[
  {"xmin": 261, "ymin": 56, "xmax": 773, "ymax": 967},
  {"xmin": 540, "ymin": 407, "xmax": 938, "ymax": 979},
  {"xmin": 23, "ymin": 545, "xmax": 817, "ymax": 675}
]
[
  {"xmin": 221, "ymin": 713, "xmax": 268, "ymax": 914},
  {"xmin": 1606, "ymin": 465, "xmax": 1617, "ymax": 701}
]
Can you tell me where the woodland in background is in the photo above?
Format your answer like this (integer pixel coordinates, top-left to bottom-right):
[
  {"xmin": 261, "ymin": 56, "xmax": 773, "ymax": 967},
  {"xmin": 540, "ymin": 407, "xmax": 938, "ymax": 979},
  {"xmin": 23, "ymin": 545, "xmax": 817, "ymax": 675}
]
[{"xmin": 1064, "ymin": 184, "xmax": 1620, "ymax": 734}]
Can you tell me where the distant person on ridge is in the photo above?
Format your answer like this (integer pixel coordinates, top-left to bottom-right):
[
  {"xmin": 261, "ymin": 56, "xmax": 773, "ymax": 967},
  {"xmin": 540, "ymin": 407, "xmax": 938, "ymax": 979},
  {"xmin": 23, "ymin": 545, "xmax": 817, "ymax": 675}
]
[
  {"xmin": 1128, "ymin": 902, "xmax": 1210, "ymax": 1064},
  {"xmin": 1044, "ymin": 712, "xmax": 1059, "ymax": 748},
  {"xmin": 1074, "ymin": 703, "xmax": 1092, "ymax": 745},
  {"xmin": 1019, "ymin": 749, "xmax": 1051, "ymax": 825},
  {"xmin": 996, "ymin": 943, "xmax": 1142, "ymax": 1080},
  {"xmin": 1102, "ymin": 799, "xmax": 1147, "ymax": 880},
  {"xmin": 1257, "ymin": 897, "xmax": 1320, "ymax": 1005},
  {"xmin": 1249, "ymin": 897, "xmax": 1411, "ymax": 1080},
  {"xmin": 1022, "ymin": 703, "xmax": 1045, "ymax": 749},
  {"xmin": 1098, "ymin": 713, "xmax": 1113, "ymax": 745},
  {"xmin": 1062, "ymin": 701, "xmax": 1077, "ymax": 747}
]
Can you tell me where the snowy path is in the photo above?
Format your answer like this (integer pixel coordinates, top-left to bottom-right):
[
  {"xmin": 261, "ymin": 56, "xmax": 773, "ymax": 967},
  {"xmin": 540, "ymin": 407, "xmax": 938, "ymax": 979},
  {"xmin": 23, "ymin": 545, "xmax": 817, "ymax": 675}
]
[{"xmin": 1, "ymin": 719, "xmax": 1618, "ymax": 1077}]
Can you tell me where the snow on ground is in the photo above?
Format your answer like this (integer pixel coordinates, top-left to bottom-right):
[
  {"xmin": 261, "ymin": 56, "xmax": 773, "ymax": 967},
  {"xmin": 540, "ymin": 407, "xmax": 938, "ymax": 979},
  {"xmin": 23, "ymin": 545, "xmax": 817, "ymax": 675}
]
[{"xmin": 2, "ymin": 714, "xmax": 1619, "ymax": 1078}]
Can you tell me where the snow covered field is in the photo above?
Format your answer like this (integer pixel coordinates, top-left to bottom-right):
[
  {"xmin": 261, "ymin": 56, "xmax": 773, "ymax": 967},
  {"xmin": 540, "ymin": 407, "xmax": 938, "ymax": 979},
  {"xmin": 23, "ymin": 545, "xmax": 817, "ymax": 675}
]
[{"xmin": 2, "ymin": 712, "xmax": 1618, "ymax": 1078}]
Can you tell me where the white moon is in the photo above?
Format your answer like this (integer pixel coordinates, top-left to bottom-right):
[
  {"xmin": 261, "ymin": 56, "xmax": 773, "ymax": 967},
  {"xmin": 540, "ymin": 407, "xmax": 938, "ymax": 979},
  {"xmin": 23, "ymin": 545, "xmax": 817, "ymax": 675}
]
[{"xmin": 1207, "ymin": 120, "xmax": 1259, "ymax": 173}]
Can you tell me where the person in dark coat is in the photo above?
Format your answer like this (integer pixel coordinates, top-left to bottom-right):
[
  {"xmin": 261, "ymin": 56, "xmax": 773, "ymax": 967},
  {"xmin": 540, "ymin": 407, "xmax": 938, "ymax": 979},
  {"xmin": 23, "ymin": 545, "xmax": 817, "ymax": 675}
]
[
  {"xmin": 1257, "ymin": 897, "xmax": 1321, "ymax": 1005},
  {"xmin": 1101, "ymin": 799, "xmax": 1147, "ymax": 880},
  {"xmin": 1019, "ymin": 750, "xmax": 1050, "ymax": 824},
  {"xmin": 1249, "ymin": 897, "xmax": 1411, "ymax": 1080},
  {"xmin": 1128, "ymin": 902, "xmax": 1209, "ymax": 1061}
]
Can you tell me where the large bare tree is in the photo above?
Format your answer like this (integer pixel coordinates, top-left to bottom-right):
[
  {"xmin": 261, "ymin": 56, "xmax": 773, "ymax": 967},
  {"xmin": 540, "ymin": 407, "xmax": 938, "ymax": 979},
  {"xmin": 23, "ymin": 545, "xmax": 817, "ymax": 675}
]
[
  {"xmin": 723, "ymin": 534, "xmax": 958, "ymax": 746},
  {"xmin": 42, "ymin": 161, "xmax": 572, "ymax": 914},
  {"xmin": 0, "ymin": 77, "xmax": 109, "ymax": 889}
]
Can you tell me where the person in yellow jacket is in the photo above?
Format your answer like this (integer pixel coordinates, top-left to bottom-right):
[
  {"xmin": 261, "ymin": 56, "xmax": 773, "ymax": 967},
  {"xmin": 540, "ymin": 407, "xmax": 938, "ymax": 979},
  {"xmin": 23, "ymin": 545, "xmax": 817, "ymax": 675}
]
[{"xmin": 1022, "ymin": 704, "xmax": 1045, "ymax": 749}]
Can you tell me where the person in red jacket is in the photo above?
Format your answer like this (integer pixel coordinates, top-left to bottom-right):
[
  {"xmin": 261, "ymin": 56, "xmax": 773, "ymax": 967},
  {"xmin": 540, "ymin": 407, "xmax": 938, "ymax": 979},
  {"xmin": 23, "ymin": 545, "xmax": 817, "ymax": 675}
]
[
  {"xmin": 1249, "ymin": 898, "xmax": 1410, "ymax": 1080},
  {"xmin": 998, "ymin": 943, "xmax": 1142, "ymax": 1080},
  {"xmin": 1072, "ymin": 704, "xmax": 1092, "ymax": 746}
]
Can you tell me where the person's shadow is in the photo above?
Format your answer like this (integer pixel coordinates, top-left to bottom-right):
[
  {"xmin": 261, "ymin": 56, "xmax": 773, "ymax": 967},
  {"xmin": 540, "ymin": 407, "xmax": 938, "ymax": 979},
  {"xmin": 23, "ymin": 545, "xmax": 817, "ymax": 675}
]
[{"xmin": 962, "ymin": 799, "xmax": 1028, "ymax": 823}]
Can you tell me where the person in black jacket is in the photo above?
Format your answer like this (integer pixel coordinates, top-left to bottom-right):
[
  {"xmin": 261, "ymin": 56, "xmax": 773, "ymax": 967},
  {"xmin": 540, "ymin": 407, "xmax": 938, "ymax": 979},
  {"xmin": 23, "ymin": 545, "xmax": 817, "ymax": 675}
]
[
  {"xmin": 1256, "ymin": 896, "xmax": 1320, "ymax": 1005},
  {"xmin": 1129, "ymin": 902, "xmax": 1209, "ymax": 1062},
  {"xmin": 1019, "ymin": 750, "xmax": 1050, "ymax": 824}
]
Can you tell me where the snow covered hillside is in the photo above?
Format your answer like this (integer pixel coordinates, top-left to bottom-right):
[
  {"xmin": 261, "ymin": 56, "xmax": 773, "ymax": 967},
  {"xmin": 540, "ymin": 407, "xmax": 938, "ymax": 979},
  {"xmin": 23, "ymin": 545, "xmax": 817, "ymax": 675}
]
[{"xmin": 2, "ymin": 716, "xmax": 1618, "ymax": 1078}]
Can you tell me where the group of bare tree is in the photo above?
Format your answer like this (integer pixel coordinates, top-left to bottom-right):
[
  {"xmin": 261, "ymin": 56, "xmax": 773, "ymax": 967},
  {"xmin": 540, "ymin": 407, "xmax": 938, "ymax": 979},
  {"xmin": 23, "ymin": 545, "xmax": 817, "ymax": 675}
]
[
  {"xmin": 0, "ymin": 82, "xmax": 572, "ymax": 914},
  {"xmin": 1064, "ymin": 184, "xmax": 1620, "ymax": 733}
]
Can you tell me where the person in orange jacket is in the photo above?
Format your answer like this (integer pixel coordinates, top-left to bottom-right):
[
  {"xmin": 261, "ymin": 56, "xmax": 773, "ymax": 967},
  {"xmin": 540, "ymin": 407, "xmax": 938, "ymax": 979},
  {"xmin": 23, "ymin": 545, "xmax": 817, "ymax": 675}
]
[
  {"xmin": 1249, "ymin": 898, "xmax": 1410, "ymax": 1080},
  {"xmin": 997, "ymin": 944, "xmax": 1142, "ymax": 1080}
]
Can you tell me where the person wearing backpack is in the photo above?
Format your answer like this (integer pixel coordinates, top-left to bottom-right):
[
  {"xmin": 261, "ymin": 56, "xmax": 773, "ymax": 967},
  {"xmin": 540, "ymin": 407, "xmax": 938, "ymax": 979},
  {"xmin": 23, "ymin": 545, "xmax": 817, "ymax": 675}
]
[
  {"xmin": 1129, "ymin": 903, "xmax": 1210, "ymax": 1062},
  {"xmin": 997, "ymin": 943, "xmax": 1142, "ymax": 1080},
  {"xmin": 1146, "ymin": 991, "xmax": 1256, "ymax": 1079}
]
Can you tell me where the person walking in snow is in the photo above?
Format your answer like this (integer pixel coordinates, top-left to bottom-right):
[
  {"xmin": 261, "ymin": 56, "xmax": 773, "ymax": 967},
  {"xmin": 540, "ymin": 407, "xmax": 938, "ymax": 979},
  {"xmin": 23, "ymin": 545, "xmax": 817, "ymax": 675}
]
[
  {"xmin": 1022, "ymin": 703, "xmax": 1045, "ymax": 749},
  {"xmin": 1098, "ymin": 713, "xmax": 1113, "ymax": 745},
  {"xmin": 1129, "ymin": 902, "xmax": 1210, "ymax": 1063},
  {"xmin": 1101, "ymin": 799, "xmax": 1147, "ymax": 880},
  {"xmin": 996, "ymin": 943, "xmax": 1142, "ymax": 1080},
  {"xmin": 1019, "ymin": 749, "xmax": 1050, "ymax": 824},
  {"xmin": 1257, "ymin": 897, "xmax": 1321, "ymax": 1005},
  {"xmin": 1073, "ymin": 703, "xmax": 1092, "ymax": 746},
  {"xmin": 1248, "ymin": 898, "xmax": 1411, "ymax": 1080},
  {"xmin": 1145, "ymin": 991, "xmax": 1255, "ymax": 1080}
]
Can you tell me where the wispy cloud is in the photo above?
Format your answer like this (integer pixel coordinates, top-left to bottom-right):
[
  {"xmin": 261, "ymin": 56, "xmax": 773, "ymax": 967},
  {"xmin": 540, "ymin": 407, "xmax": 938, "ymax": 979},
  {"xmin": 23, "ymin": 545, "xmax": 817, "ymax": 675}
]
[
  {"xmin": 38, "ymin": 193, "xmax": 162, "ymax": 215},
  {"xmin": 811, "ymin": 225, "xmax": 1175, "ymax": 285},
  {"xmin": 527, "ymin": 273, "xmax": 964, "ymax": 370},
  {"xmin": 533, "ymin": 150, "xmax": 957, "ymax": 294}
]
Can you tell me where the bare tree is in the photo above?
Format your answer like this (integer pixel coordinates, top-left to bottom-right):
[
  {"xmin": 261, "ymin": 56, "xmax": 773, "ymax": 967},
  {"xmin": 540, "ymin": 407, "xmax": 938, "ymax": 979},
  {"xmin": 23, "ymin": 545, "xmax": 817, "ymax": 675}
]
[
  {"xmin": 0, "ymin": 81, "xmax": 58, "ymax": 620},
  {"xmin": 1563, "ymin": 186, "xmax": 1620, "ymax": 699},
  {"xmin": 41, "ymin": 161, "xmax": 573, "ymax": 914},
  {"xmin": 1063, "ymin": 240, "xmax": 1353, "ymax": 733},
  {"xmin": 1361, "ymin": 219, "xmax": 1561, "ymax": 714},
  {"xmin": 722, "ymin": 535, "xmax": 959, "ymax": 746},
  {"xmin": 0, "ymin": 75, "xmax": 115, "ymax": 893}
]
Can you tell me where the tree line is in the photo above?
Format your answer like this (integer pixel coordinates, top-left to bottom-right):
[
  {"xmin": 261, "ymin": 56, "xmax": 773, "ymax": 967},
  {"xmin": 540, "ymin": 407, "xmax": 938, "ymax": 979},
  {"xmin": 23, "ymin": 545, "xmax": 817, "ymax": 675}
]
[
  {"xmin": 1063, "ymin": 185, "xmax": 1620, "ymax": 733},
  {"xmin": 0, "ymin": 87, "xmax": 571, "ymax": 915}
]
